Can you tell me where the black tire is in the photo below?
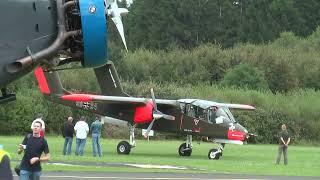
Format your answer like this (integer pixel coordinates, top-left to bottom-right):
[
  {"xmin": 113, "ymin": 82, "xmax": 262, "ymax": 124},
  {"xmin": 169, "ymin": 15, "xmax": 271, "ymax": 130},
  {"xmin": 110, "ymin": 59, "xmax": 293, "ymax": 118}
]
[
  {"xmin": 208, "ymin": 149, "xmax": 221, "ymax": 160},
  {"xmin": 117, "ymin": 141, "xmax": 131, "ymax": 155},
  {"xmin": 178, "ymin": 143, "xmax": 192, "ymax": 156}
]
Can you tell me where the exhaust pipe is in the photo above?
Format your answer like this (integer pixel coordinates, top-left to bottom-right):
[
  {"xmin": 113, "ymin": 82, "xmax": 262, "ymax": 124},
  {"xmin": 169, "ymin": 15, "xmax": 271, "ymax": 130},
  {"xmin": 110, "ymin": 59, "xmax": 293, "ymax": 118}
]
[{"xmin": 6, "ymin": 0, "xmax": 79, "ymax": 73}]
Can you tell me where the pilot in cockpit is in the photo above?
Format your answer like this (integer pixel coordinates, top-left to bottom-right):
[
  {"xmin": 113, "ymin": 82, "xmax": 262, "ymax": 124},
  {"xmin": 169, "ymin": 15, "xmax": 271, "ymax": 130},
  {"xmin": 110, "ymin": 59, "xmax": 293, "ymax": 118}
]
[{"xmin": 207, "ymin": 106, "xmax": 218, "ymax": 124}]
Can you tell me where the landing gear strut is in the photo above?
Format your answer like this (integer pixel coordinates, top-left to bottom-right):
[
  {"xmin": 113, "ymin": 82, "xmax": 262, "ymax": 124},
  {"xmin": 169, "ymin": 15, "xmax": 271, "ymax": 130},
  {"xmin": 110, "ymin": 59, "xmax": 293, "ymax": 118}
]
[
  {"xmin": 117, "ymin": 124, "xmax": 136, "ymax": 155},
  {"xmin": 208, "ymin": 143, "xmax": 224, "ymax": 160},
  {"xmin": 178, "ymin": 135, "xmax": 192, "ymax": 156}
]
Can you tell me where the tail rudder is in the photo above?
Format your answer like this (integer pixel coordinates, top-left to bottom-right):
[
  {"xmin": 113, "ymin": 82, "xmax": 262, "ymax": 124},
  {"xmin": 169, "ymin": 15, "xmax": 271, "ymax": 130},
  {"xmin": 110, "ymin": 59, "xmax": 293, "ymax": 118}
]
[{"xmin": 34, "ymin": 67, "xmax": 65, "ymax": 96}]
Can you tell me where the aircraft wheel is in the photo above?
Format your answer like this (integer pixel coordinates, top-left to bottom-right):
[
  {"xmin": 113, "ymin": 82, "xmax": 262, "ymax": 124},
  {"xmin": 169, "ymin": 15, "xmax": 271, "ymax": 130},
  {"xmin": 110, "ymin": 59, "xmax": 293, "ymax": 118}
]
[
  {"xmin": 117, "ymin": 141, "xmax": 131, "ymax": 155},
  {"xmin": 178, "ymin": 143, "xmax": 192, "ymax": 156},
  {"xmin": 208, "ymin": 149, "xmax": 221, "ymax": 160}
]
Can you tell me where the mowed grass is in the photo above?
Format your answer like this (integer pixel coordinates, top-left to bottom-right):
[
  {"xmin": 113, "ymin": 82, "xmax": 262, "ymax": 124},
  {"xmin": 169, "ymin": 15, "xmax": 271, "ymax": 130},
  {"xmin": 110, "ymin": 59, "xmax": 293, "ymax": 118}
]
[{"xmin": 1, "ymin": 135, "xmax": 319, "ymax": 176}]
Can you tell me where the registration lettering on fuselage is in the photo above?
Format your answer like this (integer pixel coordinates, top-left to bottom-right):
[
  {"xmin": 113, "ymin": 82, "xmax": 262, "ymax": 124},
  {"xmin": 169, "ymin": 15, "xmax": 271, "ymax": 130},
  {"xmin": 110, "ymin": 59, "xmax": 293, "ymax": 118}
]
[{"xmin": 75, "ymin": 101, "xmax": 97, "ymax": 110}]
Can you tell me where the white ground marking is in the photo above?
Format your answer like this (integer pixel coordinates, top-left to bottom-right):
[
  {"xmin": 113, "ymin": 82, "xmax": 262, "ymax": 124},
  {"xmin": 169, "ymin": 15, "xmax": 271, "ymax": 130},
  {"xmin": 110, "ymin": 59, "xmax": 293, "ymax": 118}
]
[
  {"xmin": 49, "ymin": 163, "xmax": 83, "ymax": 167},
  {"xmin": 47, "ymin": 162, "xmax": 189, "ymax": 170},
  {"xmin": 125, "ymin": 163, "xmax": 187, "ymax": 170}
]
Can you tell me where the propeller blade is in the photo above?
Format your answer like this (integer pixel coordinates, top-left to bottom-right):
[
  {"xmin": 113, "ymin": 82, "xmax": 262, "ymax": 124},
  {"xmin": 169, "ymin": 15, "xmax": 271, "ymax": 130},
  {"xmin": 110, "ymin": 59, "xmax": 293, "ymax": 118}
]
[
  {"xmin": 153, "ymin": 110, "xmax": 175, "ymax": 121},
  {"xmin": 111, "ymin": 16, "xmax": 127, "ymax": 51},
  {"xmin": 248, "ymin": 133, "xmax": 258, "ymax": 137},
  {"xmin": 106, "ymin": 0, "xmax": 128, "ymax": 51},
  {"xmin": 162, "ymin": 113, "xmax": 175, "ymax": 121},
  {"xmin": 144, "ymin": 119, "xmax": 155, "ymax": 138},
  {"xmin": 150, "ymin": 88, "xmax": 157, "ymax": 110}
]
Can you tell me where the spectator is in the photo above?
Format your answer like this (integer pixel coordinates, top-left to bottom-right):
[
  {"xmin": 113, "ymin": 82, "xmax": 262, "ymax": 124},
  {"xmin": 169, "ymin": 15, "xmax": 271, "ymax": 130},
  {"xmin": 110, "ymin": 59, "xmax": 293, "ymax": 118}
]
[
  {"xmin": 62, "ymin": 116, "xmax": 74, "ymax": 155},
  {"xmin": 74, "ymin": 116, "xmax": 89, "ymax": 156},
  {"xmin": 275, "ymin": 124, "xmax": 291, "ymax": 165},
  {"xmin": 0, "ymin": 144, "xmax": 13, "ymax": 180},
  {"xmin": 18, "ymin": 121, "xmax": 50, "ymax": 180},
  {"xmin": 90, "ymin": 116, "xmax": 103, "ymax": 157},
  {"xmin": 31, "ymin": 114, "xmax": 45, "ymax": 137}
]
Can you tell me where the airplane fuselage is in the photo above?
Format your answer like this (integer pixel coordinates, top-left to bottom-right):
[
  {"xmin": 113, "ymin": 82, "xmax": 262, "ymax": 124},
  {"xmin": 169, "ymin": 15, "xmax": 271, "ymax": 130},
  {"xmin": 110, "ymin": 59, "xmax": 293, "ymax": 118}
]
[{"xmin": 0, "ymin": 0, "xmax": 57, "ymax": 89}]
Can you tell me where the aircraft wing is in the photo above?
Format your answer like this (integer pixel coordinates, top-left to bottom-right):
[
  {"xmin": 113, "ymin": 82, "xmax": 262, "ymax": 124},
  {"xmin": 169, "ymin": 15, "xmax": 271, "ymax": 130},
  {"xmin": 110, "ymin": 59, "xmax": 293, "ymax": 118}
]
[
  {"xmin": 60, "ymin": 94, "xmax": 148, "ymax": 105},
  {"xmin": 155, "ymin": 99, "xmax": 178, "ymax": 107},
  {"xmin": 216, "ymin": 103, "xmax": 255, "ymax": 110}
]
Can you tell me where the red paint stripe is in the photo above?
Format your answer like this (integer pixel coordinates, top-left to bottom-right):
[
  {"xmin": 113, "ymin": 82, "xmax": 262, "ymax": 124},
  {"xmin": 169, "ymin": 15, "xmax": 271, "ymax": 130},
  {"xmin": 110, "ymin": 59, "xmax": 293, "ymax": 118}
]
[
  {"xmin": 228, "ymin": 130, "xmax": 246, "ymax": 141},
  {"xmin": 61, "ymin": 94, "xmax": 93, "ymax": 102},
  {"xmin": 34, "ymin": 67, "xmax": 50, "ymax": 94}
]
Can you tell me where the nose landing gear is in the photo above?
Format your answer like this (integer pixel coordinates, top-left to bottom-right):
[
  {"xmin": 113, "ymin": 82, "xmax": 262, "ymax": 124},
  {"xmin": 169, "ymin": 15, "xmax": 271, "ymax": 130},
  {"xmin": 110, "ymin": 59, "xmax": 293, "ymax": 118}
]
[{"xmin": 208, "ymin": 143, "xmax": 224, "ymax": 160}]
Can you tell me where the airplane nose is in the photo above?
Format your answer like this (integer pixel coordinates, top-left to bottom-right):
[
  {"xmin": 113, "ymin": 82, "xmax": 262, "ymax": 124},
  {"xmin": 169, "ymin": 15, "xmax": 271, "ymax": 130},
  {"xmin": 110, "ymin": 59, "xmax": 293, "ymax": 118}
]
[{"xmin": 237, "ymin": 124, "xmax": 249, "ymax": 140}]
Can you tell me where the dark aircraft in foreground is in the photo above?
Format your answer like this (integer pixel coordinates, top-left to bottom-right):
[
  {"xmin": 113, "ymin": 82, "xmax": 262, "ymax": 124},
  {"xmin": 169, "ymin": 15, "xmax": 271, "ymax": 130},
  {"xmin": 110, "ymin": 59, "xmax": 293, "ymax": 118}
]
[
  {"xmin": 0, "ymin": 0, "xmax": 128, "ymax": 103},
  {"xmin": 34, "ymin": 61, "xmax": 255, "ymax": 160}
]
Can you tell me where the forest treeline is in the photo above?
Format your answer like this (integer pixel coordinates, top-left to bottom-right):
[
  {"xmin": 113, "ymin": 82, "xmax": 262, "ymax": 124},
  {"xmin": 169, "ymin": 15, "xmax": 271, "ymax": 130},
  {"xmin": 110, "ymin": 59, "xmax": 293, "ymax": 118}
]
[
  {"xmin": 0, "ymin": 28, "xmax": 319, "ymax": 144},
  {"xmin": 118, "ymin": 0, "xmax": 320, "ymax": 49}
]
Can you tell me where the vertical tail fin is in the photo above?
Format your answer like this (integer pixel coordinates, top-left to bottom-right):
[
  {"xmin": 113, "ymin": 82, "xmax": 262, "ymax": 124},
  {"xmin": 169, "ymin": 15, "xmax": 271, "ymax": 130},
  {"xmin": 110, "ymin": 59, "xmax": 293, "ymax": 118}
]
[
  {"xmin": 35, "ymin": 61, "xmax": 126, "ymax": 97},
  {"xmin": 94, "ymin": 61, "xmax": 128, "ymax": 97},
  {"xmin": 34, "ymin": 67, "xmax": 65, "ymax": 95}
]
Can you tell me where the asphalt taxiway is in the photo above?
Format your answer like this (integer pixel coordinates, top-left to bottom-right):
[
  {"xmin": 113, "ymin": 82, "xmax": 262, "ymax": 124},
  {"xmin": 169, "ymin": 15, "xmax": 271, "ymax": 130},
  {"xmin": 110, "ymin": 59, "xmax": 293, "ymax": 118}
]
[{"xmin": 13, "ymin": 172, "xmax": 320, "ymax": 180}]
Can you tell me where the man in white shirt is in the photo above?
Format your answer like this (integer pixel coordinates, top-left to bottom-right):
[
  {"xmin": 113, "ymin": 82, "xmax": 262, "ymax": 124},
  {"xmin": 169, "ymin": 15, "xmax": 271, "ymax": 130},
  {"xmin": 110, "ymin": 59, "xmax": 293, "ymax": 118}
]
[{"xmin": 74, "ymin": 116, "xmax": 89, "ymax": 156}]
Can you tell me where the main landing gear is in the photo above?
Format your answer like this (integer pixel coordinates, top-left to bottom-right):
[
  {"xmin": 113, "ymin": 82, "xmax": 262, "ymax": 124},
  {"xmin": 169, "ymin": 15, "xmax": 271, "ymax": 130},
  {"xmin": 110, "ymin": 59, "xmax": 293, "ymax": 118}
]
[
  {"xmin": 178, "ymin": 135, "xmax": 192, "ymax": 156},
  {"xmin": 208, "ymin": 143, "xmax": 224, "ymax": 160},
  {"xmin": 117, "ymin": 124, "xmax": 136, "ymax": 155},
  {"xmin": 177, "ymin": 135, "xmax": 225, "ymax": 160}
]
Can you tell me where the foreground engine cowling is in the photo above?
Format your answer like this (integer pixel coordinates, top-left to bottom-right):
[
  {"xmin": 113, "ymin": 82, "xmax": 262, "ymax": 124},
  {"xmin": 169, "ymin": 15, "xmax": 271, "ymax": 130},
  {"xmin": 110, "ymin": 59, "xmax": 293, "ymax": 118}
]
[
  {"xmin": 4, "ymin": 0, "xmax": 109, "ymax": 74},
  {"xmin": 78, "ymin": 0, "xmax": 107, "ymax": 68}
]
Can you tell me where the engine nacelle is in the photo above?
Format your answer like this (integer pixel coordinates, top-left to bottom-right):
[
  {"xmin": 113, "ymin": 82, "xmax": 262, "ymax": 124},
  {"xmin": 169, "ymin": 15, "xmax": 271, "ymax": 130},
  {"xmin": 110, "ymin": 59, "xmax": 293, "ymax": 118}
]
[{"xmin": 133, "ymin": 101, "xmax": 154, "ymax": 124}]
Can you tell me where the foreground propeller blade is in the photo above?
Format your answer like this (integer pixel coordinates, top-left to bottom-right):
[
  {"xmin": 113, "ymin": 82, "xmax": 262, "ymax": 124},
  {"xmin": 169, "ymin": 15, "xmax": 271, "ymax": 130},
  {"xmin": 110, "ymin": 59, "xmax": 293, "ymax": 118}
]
[
  {"xmin": 111, "ymin": 16, "xmax": 127, "ymax": 51},
  {"xmin": 106, "ymin": 0, "xmax": 129, "ymax": 51}
]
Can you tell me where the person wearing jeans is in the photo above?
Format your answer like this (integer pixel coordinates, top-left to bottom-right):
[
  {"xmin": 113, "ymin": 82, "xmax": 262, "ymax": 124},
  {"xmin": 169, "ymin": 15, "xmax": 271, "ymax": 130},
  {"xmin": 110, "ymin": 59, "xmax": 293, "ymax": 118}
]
[
  {"xmin": 276, "ymin": 124, "xmax": 291, "ymax": 165},
  {"xmin": 74, "ymin": 116, "xmax": 89, "ymax": 156},
  {"xmin": 20, "ymin": 170, "xmax": 41, "ymax": 180},
  {"xmin": 91, "ymin": 116, "xmax": 103, "ymax": 157},
  {"xmin": 62, "ymin": 116, "xmax": 74, "ymax": 155},
  {"xmin": 75, "ymin": 138, "xmax": 87, "ymax": 156},
  {"xmin": 19, "ymin": 121, "xmax": 50, "ymax": 180}
]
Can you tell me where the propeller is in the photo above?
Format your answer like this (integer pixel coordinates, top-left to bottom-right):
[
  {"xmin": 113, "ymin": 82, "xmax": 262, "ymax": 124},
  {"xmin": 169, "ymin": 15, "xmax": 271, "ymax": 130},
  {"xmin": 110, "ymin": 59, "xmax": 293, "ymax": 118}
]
[
  {"xmin": 105, "ymin": 0, "xmax": 129, "ymax": 51},
  {"xmin": 248, "ymin": 133, "xmax": 258, "ymax": 137},
  {"xmin": 246, "ymin": 133, "xmax": 258, "ymax": 141},
  {"xmin": 144, "ymin": 88, "xmax": 175, "ymax": 138}
]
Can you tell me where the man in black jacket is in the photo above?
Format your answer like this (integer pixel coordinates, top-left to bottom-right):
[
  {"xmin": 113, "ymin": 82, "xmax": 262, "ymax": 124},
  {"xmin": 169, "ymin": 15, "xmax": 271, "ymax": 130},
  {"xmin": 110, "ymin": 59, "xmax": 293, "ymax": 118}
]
[
  {"xmin": 18, "ymin": 121, "xmax": 50, "ymax": 180},
  {"xmin": 62, "ymin": 116, "xmax": 75, "ymax": 155}
]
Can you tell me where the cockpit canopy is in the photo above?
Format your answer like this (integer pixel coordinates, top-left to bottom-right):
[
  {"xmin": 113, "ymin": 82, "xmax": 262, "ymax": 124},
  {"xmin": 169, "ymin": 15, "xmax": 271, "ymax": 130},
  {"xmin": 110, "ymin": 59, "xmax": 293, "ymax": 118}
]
[{"xmin": 178, "ymin": 99, "xmax": 236, "ymax": 124}]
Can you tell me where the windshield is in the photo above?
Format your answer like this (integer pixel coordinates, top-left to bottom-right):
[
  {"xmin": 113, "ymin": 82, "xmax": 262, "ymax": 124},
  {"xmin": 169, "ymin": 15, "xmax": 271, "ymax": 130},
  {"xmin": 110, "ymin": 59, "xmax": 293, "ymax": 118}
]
[{"xmin": 216, "ymin": 107, "xmax": 236, "ymax": 123}]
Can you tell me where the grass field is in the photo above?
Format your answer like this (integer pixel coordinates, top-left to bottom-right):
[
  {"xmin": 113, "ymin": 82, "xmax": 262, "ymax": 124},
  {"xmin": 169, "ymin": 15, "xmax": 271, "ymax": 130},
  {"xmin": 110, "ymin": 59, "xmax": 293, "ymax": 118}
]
[{"xmin": 1, "ymin": 135, "xmax": 319, "ymax": 176}]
